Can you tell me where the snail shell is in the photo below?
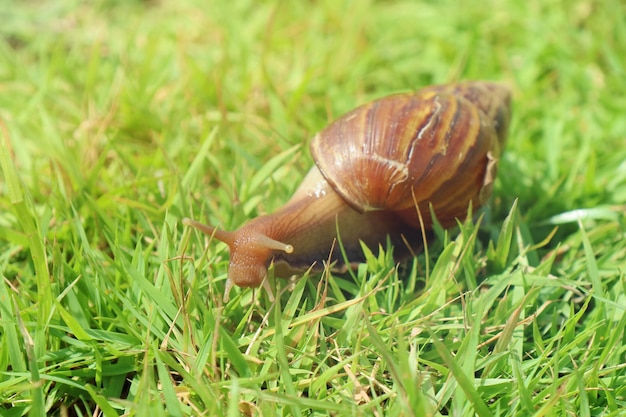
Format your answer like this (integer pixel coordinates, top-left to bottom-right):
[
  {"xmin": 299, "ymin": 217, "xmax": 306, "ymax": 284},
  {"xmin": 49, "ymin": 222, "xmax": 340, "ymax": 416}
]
[{"xmin": 184, "ymin": 81, "xmax": 511, "ymax": 298}]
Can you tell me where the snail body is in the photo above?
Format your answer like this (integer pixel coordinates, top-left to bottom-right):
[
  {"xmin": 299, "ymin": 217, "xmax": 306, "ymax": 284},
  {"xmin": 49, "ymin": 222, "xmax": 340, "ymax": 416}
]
[{"xmin": 185, "ymin": 81, "xmax": 511, "ymax": 296}]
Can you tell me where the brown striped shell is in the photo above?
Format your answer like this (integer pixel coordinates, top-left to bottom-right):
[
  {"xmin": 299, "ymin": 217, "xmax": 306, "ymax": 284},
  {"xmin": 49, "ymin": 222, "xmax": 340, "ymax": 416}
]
[{"xmin": 310, "ymin": 81, "xmax": 511, "ymax": 228}]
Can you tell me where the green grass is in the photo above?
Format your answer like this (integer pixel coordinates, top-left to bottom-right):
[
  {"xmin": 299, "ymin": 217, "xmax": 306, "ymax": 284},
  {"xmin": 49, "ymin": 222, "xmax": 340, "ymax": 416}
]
[{"xmin": 1, "ymin": 0, "xmax": 625, "ymax": 415}]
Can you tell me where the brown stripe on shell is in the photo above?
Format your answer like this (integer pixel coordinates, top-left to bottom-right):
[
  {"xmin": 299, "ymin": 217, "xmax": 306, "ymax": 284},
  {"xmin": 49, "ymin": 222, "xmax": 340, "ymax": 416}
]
[
  {"xmin": 409, "ymin": 97, "xmax": 494, "ymax": 211},
  {"xmin": 420, "ymin": 81, "xmax": 511, "ymax": 152}
]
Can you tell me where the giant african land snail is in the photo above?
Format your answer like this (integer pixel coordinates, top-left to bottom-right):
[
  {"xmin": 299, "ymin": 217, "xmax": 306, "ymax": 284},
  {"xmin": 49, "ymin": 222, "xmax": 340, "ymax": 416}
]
[{"xmin": 184, "ymin": 81, "xmax": 511, "ymax": 299}]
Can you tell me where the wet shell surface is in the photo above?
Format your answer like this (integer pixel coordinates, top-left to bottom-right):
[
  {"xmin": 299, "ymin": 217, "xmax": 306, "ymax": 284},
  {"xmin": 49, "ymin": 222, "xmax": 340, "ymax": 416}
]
[{"xmin": 310, "ymin": 81, "xmax": 510, "ymax": 227}]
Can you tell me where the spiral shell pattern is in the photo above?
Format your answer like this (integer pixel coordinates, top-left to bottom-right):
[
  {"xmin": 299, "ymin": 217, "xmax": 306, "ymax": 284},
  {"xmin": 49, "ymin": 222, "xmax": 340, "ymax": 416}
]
[{"xmin": 310, "ymin": 81, "xmax": 511, "ymax": 227}]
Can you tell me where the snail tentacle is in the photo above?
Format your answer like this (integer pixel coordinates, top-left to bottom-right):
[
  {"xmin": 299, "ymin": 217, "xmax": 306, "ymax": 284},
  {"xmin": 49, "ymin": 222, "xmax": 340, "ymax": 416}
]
[
  {"xmin": 183, "ymin": 217, "xmax": 235, "ymax": 246},
  {"xmin": 254, "ymin": 234, "xmax": 294, "ymax": 254}
]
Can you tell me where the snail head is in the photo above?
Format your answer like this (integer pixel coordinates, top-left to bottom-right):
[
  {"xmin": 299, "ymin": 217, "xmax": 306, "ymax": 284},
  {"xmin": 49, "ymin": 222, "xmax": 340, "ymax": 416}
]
[{"xmin": 183, "ymin": 217, "xmax": 293, "ymax": 299}]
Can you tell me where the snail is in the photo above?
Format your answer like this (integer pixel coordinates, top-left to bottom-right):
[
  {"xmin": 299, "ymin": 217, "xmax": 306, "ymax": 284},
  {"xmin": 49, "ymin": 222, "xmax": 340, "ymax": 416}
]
[{"xmin": 184, "ymin": 81, "xmax": 511, "ymax": 298}]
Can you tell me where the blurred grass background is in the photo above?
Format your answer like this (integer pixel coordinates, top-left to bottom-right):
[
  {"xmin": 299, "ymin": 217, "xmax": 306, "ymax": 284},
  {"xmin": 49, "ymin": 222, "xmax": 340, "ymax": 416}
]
[{"xmin": 1, "ymin": 0, "xmax": 625, "ymax": 416}]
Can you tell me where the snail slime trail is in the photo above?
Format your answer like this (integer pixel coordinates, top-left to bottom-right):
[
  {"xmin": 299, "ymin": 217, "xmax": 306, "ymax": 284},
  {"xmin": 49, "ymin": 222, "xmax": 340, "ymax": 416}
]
[{"xmin": 185, "ymin": 80, "xmax": 512, "ymax": 300}]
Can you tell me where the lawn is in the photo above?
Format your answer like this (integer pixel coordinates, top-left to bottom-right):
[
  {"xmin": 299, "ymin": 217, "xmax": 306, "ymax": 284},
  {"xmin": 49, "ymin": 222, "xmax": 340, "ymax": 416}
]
[{"xmin": 1, "ymin": 0, "xmax": 625, "ymax": 416}]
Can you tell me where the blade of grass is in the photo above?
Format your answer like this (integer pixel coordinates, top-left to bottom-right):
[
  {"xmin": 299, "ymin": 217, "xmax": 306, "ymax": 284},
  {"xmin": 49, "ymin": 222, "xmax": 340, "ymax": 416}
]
[
  {"xmin": 430, "ymin": 327, "xmax": 493, "ymax": 417},
  {"xmin": 154, "ymin": 347, "xmax": 184, "ymax": 417},
  {"xmin": 1, "ymin": 122, "xmax": 53, "ymax": 362},
  {"xmin": 0, "ymin": 270, "xmax": 27, "ymax": 372},
  {"xmin": 578, "ymin": 219, "xmax": 604, "ymax": 298},
  {"xmin": 272, "ymin": 298, "xmax": 302, "ymax": 415},
  {"xmin": 488, "ymin": 199, "xmax": 518, "ymax": 272}
]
